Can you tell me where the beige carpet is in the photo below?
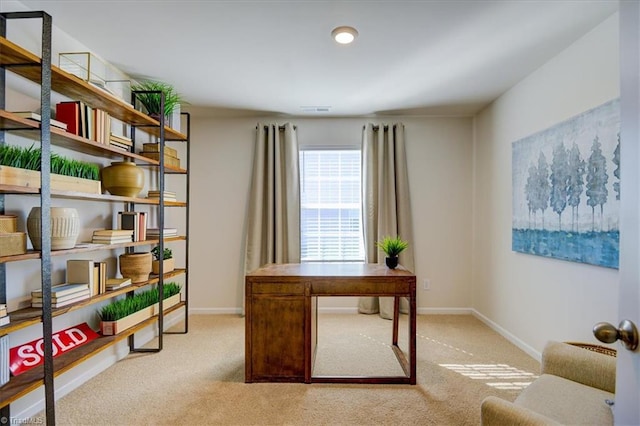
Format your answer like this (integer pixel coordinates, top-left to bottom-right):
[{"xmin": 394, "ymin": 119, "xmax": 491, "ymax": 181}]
[{"xmin": 45, "ymin": 314, "xmax": 540, "ymax": 425}]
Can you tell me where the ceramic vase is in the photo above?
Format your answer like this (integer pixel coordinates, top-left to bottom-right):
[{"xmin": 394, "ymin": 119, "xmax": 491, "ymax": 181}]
[
  {"xmin": 119, "ymin": 252, "xmax": 152, "ymax": 283},
  {"xmin": 27, "ymin": 207, "xmax": 80, "ymax": 250},
  {"xmin": 101, "ymin": 161, "xmax": 144, "ymax": 197}
]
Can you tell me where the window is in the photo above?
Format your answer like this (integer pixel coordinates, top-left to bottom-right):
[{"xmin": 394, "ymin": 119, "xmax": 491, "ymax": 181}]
[{"xmin": 299, "ymin": 149, "xmax": 364, "ymax": 262}]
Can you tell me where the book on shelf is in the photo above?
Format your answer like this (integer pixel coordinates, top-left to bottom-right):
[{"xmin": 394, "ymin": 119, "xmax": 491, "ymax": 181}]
[
  {"xmin": 55, "ymin": 101, "xmax": 81, "ymax": 135},
  {"xmin": 94, "ymin": 261, "xmax": 107, "ymax": 294},
  {"xmin": 31, "ymin": 288, "xmax": 91, "ymax": 304},
  {"xmin": 66, "ymin": 259, "xmax": 95, "ymax": 296},
  {"xmin": 92, "ymin": 229, "xmax": 134, "ymax": 244},
  {"xmin": 93, "ymin": 229, "xmax": 134, "ymax": 237},
  {"xmin": 146, "ymin": 228, "xmax": 178, "ymax": 237},
  {"xmin": 31, "ymin": 283, "xmax": 90, "ymax": 298},
  {"xmin": 91, "ymin": 236, "xmax": 135, "ymax": 244},
  {"xmin": 105, "ymin": 277, "xmax": 132, "ymax": 290},
  {"xmin": 117, "ymin": 211, "xmax": 147, "ymax": 242},
  {"xmin": 12, "ymin": 111, "xmax": 68, "ymax": 130},
  {"xmin": 31, "ymin": 292, "xmax": 90, "ymax": 308},
  {"xmin": 146, "ymin": 190, "xmax": 177, "ymax": 202},
  {"xmin": 109, "ymin": 133, "xmax": 133, "ymax": 146},
  {"xmin": 108, "ymin": 140, "xmax": 131, "ymax": 151},
  {"xmin": 0, "ymin": 316, "xmax": 9, "ymax": 327}
]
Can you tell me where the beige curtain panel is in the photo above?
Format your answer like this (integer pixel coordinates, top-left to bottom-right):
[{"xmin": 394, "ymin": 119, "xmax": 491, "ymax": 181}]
[
  {"xmin": 244, "ymin": 123, "xmax": 301, "ymax": 275},
  {"xmin": 358, "ymin": 122, "xmax": 415, "ymax": 319}
]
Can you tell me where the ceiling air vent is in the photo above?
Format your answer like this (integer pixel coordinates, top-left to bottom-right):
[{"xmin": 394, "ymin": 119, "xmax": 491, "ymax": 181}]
[{"xmin": 300, "ymin": 106, "xmax": 331, "ymax": 113}]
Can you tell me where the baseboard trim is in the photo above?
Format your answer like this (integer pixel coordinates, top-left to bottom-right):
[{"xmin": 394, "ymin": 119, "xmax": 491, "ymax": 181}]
[
  {"xmin": 189, "ymin": 307, "xmax": 243, "ymax": 315},
  {"xmin": 417, "ymin": 307, "xmax": 473, "ymax": 315},
  {"xmin": 471, "ymin": 309, "xmax": 541, "ymax": 361}
]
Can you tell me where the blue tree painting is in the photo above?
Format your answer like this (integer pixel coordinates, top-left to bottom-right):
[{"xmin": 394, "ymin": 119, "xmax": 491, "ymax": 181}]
[{"xmin": 512, "ymin": 99, "xmax": 620, "ymax": 269}]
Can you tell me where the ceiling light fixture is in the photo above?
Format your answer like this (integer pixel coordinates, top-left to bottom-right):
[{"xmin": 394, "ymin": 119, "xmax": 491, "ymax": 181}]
[{"xmin": 331, "ymin": 26, "xmax": 358, "ymax": 44}]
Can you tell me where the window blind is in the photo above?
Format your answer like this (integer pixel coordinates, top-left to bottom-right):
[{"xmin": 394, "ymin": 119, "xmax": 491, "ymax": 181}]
[{"xmin": 299, "ymin": 149, "xmax": 364, "ymax": 262}]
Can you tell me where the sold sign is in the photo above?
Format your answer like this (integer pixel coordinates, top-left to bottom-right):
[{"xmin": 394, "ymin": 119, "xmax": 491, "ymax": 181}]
[{"xmin": 9, "ymin": 323, "xmax": 99, "ymax": 376}]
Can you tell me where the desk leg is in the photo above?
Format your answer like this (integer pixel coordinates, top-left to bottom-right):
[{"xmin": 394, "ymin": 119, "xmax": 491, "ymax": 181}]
[
  {"xmin": 392, "ymin": 296, "xmax": 400, "ymax": 346},
  {"xmin": 409, "ymin": 291, "xmax": 416, "ymax": 384}
]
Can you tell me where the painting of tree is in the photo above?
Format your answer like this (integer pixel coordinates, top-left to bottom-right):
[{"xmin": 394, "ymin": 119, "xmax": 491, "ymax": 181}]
[{"xmin": 512, "ymin": 98, "xmax": 620, "ymax": 269}]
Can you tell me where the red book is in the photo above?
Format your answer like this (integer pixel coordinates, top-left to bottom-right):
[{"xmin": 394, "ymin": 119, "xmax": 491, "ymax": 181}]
[{"xmin": 55, "ymin": 101, "xmax": 80, "ymax": 135}]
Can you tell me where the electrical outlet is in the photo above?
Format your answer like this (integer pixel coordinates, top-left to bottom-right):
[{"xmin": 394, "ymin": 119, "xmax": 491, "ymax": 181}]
[{"xmin": 423, "ymin": 279, "xmax": 431, "ymax": 290}]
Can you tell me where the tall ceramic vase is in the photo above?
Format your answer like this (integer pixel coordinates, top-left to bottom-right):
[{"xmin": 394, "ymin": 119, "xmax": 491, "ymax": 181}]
[
  {"xmin": 27, "ymin": 207, "xmax": 80, "ymax": 250},
  {"xmin": 101, "ymin": 161, "xmax": 144, "ymax": 197}
]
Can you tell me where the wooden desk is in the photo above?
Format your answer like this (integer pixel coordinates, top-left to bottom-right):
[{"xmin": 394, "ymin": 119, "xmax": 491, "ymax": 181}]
[{"xmin": 245, "ymin": 263, "xmax": 416, "ymax": 384}]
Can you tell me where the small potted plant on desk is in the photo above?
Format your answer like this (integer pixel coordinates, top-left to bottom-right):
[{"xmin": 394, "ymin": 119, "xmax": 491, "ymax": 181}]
[
  {"xmin": 376, "ymin": 236, "xmax": 409, "ymax": 269},
  {"xmin": 151, "ymin": 245, "xmax": 174, "ymax": 275}
]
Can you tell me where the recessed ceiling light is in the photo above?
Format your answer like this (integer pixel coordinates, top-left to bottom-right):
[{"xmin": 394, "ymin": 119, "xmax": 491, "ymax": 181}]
[{"xmin": 331, "ymin": 26, "xmax": 358, "ymax": 44}]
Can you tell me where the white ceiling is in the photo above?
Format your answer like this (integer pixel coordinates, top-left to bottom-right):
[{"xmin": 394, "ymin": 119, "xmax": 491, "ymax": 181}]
[{"xmin": 17, "ymin": 0, "xmax": 618, "ymax": 117}]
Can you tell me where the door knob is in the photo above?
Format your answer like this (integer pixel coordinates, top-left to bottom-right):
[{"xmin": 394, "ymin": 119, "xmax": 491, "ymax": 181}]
[{"xmin": 593, "ymin": 319, "xmax": 639, "ymax": 351}]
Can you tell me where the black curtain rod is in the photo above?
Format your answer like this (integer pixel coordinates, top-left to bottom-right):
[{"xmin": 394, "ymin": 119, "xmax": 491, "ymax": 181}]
[
  {"xmin": 255, "ymin": 124, "xmax": 297, "ymax": 130},
  {"xmin": 365, "ymin": 124, "xmax": 398, "ymax": 130}
]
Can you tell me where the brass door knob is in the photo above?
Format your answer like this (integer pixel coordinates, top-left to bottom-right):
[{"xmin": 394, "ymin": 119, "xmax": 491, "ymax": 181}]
[{"xmin": 593, "ymin": 319, "xmax": 639, "ymax": 351}]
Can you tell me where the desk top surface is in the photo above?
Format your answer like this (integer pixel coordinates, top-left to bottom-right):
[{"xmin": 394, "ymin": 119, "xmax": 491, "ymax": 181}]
[{"xmin": 246, "ymin": 263, "xmax": 415, "ymax": 278}]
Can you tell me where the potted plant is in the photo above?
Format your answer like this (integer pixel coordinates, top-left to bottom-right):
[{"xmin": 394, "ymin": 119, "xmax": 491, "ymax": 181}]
[
  {"xmin": 130, "ymin": 80, "xmax": 182, "ymax": 120},
  {"xmin": 376, "ymin": 236, "xmax": 409, "ymax": 269},
  {"xmin": 151, "ymin": 245, "xmax": 174, "ymax": 275},
  {"xmin": 0, "ymin": 144, "xmax": 101, "ymax": 194},
  {"xmin": 99, "ymin": 282, "xmax": 181, "ymax": 335}
]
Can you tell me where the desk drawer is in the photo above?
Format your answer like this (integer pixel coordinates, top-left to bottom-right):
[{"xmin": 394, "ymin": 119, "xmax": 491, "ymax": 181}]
[{"xmin": 249, "ymin": 282, "xmax": 306, "ymax": 295}]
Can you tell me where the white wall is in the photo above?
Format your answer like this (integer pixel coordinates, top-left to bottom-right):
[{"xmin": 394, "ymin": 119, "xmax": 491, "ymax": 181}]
[
  {"xmin": 187, "ymin": 115, "xmax": 473, "ymax": 313},
  {"xmin": 472, "ymin": 14, "xmax": 620, "ymax": 356}
]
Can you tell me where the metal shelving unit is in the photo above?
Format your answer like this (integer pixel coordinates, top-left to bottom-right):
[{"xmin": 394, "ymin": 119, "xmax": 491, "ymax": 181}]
[{"xmin": 0, "ymin": 10, "xmax": 190, "ymax": 423}]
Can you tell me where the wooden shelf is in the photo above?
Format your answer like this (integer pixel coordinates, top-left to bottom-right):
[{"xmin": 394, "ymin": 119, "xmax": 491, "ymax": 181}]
[
  {"xmin": 0, "ymin": 111, "xmax": 189, "ymax": 169},
  {"xmin": 0, "ymin": 301, "xmax": 185, "ymax": 408},
  {"xmin": 0, "ymin": 268, "xmax": 186, "ymax": 337},
  {"xmin": 0, "ymin": 37, "xmax": 187, "ymax": 141},
  {"xmin": 0, "ymin": 236, "xmax": 187, "ymax": 264},
  {"xmin": 0, "ymin": 183, "xmax": 188, "ymax": 206}
]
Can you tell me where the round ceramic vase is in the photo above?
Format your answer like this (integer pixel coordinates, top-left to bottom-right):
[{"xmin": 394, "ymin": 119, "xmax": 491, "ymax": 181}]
[
  {"xmin": 27, "ymin": 207, "xmax": 80, "ymax": 250},
  {"xmin": 101, "ymin": 161, "xmax": 145, "ymax": 197}
]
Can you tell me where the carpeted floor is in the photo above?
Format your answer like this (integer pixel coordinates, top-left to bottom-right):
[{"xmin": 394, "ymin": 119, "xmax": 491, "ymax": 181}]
[{"xmin": 45, "ymin": 314, "xmax": 540, "ymax": 425}]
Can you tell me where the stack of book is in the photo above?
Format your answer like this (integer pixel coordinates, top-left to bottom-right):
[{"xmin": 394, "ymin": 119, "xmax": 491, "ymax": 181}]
[
  {"xmin": 117, "ymin": 211, "xmax": 147, "ymax": 241},
  {"xmin": 0, "ymin": 304, "xmax": 9, "ymax": 327},
  {"xmin": 139, "ymin": 143, "xmax": 180, "ymax": 168},
  {"xmin": 12, "ymin": 111, "xmax": 68, "ymax": 131},
  {"xmin": 146, "ymin": 190, "xmax": 177, "ymax": 202},
  {"xmin": 109, "ymin": 133, "xmax": 133, "ymax": 151},
  {"xmin": 146, "ymin": 228, "xmax": 178, "ymax": 238},
  {"xmin": 105, "ymin": 277, "xmax": 132, "ymax": 291},
  {"xmin": 92, "ymin": 229, "xmax": 134, "ymax": 244},
  {"xmin": 31, "ymin": 283, "xmax": 90, "ymax": 308}
]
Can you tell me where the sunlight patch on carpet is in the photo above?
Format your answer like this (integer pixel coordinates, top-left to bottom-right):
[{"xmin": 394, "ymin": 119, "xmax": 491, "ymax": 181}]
[
  {"xmin": 418, "ymin": 334, "xmax": 474, "ymax": 355},
  {"xmin": 438, "ymin": 364, "xmax": 537, "ymax": 390}
]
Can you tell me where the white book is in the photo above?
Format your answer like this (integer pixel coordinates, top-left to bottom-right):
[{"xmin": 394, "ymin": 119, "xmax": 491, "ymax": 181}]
[
  {"xmin": 66, "ymin": 260, "xmax": 95, "ymax": 296},
  {"xmin": 12, "ymin": 111, "xmax": 68, "ymax": 130}
]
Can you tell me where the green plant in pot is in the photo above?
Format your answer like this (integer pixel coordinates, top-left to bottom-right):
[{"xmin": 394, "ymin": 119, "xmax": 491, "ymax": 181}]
[
  {"xmin": 151, "ymin": 245, "xmax": 174, "ymax": 275},
  {"xmin": 376, "ymin": 236, "xmax": 409, "ymax": 269},
  {"xmin": 130, "ymin": 80, "xmax": 182, "ymax": 120},
  {"xmin": 0, "ymin": 144, "xmax": 99, "ymax": 180}
]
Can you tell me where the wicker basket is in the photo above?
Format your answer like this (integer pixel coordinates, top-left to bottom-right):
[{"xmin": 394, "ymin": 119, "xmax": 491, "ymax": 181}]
[{"xmin": 566, "ymin": 342, "xmax": 617, "ymax": 357}]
